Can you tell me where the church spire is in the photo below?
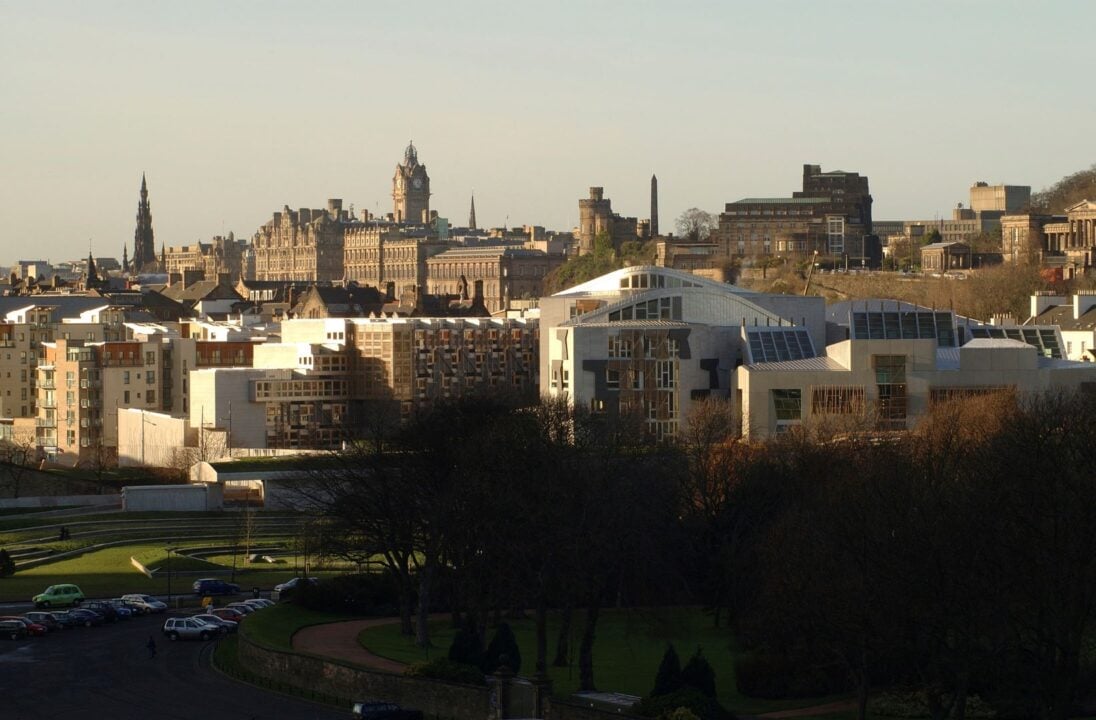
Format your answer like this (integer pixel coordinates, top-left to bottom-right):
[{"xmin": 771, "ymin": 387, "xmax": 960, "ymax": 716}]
[
  {"xmin": 122, "ymin": 245, "xmax": 129, "ymax": 274},
  {"xmin": 469, "ymin": 193, "xmax": 477, "ymax": 230},
  {"xmin": 133, "ymin": 173, "xmax": 156, "ymax": 271}
]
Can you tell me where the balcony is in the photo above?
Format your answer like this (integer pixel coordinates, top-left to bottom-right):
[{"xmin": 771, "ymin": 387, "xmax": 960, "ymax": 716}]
[
  {"xmin": 39, "ymin": 380, "xmax": 55, "ymax": 390},
  {"xmin": 36, "ymin": 417, "xmax": 56, "ymax": 428}
]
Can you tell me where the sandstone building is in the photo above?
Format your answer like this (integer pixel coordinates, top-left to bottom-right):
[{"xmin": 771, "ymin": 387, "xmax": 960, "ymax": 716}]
[
  {"xmin": 252, "ymin": 199, "xmax": 350, "ymax": 282},
  {"xmin": 576, "ymin": 187, "xmax": 647, "ymax": 254},
  {"xmin": 164, "ymin": 235, "xmax": 247, "ymax": 281},
  {"xmin": 133, "ymin": 174, "xmax": 157, "ymax": 272},
  {"xmin": 393, "ymin": 141, "xmax": 431, "ymax": 224}
]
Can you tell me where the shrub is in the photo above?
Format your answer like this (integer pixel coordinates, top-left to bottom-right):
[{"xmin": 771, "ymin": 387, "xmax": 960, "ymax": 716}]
[
  {"xmin": 633, "ymin": 687, "xmax": 735, "ymax": 720},
  {"xmin": 448, "ymin": 616, "xmax": 483, "ymax": 669},
  {"xmin": 734, "ymin": 653, "xmax": 848, "ymax": 699},
  {"xmin": 481, "ymin": 621, "xmax": 521, "ymax": 674},
  {"xmin": 652, "ymin": 644, "xmax": 682, "ymax": 696},
  {"xmin": 680, "ymin": 648, "xmax": 716, "ymax": 699},
  {"xmin": 404, "ymin": 657, "xmax": 486, "ymax": 686},
  {"xmin": 295, "ymin": 573, "xmax": 400, "ymax": 615},
  {"xmin": 0, "ymin": 549, "xmax": 15, "ymax": 578},
  {"xmin": 869, "ymin": 689, "xmax": 996, "ymax": 718}
]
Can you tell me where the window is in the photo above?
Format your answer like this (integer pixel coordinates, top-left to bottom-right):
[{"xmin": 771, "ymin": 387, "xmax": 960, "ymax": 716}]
[
  {"xmin": 873, "ymin": 355, "xmax": 907, "ymax": 429},
  {"xmin": 606, "ymin": 369, "xmax": 620, "ymax": 390},
  {"xmin": 811, "ymin": 385, "xmax": 865, "ymax": 415},
  {"xmin": 146, "ymin": 351, "xmax": 155, "ymax": 365},
  {"xmin": 772, "ymin": 389, "xmax": 802, "ymax": 426},
  {"xmin": 123, "ymin": 371, "xmax": 130, "ymax": 385},
  {"xmin": 123, "ymin": 391, "xmax": 130, "ymax": 404},
  {"xmin": 146, "ymin": 370, "xmax": 155, "ymax": 384},
  {"xmin": 146, "ymin": 390, "xmax": 156, "ymax": 404}
]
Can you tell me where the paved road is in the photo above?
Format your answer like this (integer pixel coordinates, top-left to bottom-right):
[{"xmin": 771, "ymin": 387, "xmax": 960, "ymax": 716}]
[{"xmin": 0, "ymin": 612, "xmax": 347, "ymax": 720}]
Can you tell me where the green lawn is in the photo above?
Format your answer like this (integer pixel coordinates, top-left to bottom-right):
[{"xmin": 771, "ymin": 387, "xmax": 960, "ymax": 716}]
[
  {"xmin": 241, "ymin": 602, "xmax": 353, "ymax": 651},
  {"xmin": 357, "ymin": 608, "xmax": 848, "ymax": 716},
  {"xmin": 0, "ymin": 542, "xmax": 333, "ymax": 602}
]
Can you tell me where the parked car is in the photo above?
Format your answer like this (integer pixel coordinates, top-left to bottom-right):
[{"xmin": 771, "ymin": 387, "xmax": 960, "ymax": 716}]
[
  {"xmin": 50, "ymin": 611, "xmax": 83, "ymax": 630},
  {"xmin": 242, "ymin": 598, "xmax": 273, "ymax": 610},
  {"xmin": 225, "ymin": 603, "xmax": 256, "ymax": 616},
  {"xmin": 273, "ymin": 576, "xmax": 318, "ymax": 600},
  {"xmin": 192, "ymin": 578, "xmax": 240, "ymax": 596},
  {"xmin": 351, "ymin": 702, "xmax": 424, "ymax": 720},
  {"xmin": 82, "ymin": 601, "xmax": 120, "ymax": 623},
  {"xmin": 0, "ymin": 617, "xmax": 47, "ymax": 637},
  {"xmin": 0, "ymin": 620, "xmax": 28, "ymax": 640},
  {"xmin": 23, "ymin": 612, "xmax": 63, "ymax": 632},
  {"xmin": 32, "ymin": 584, "xmax": 84, "ymax": 609},
  {"xmin": 210, "ymin": 607, "xmax": 246, "ymax": 623},
  {"xmin": 116, "ymin": 598, "xmax": 149, "ymax": 615},
  {"xmin": 162, "ymin": 617, "xmax": 221, "ymax": 641},
  {"xmin": 120, "ymin": 594, "xmax": 167, "ymax": 614},
  {"xmin": 192, "ymin": 614, "xmax": 238, "ymax": 634},
  {"xmin": 67, "ymin": 608, "xmax": 105, "ymax": 627},
  {"xmin": 105, "ymin": 600, "xmax": 135, "ymax": 619}
]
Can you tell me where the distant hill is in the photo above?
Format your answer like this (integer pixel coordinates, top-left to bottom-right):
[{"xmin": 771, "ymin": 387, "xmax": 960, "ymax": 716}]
[{"xmin": 1031, "ymin": 164, "xmax": 1096, "ymax": 213}]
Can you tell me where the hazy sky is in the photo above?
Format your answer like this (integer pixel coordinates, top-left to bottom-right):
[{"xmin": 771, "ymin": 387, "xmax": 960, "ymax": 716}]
[{"xmin": 3, "ymin": 0, "xmax": 1093, "ymax": 263}]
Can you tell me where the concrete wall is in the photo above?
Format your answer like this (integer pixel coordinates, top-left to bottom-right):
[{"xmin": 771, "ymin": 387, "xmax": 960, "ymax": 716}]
[
  {"xmin": 0, "ymin": 494, "xmax": 119, "ymax": 509},
  {"xmin": 122, "ymin": 484, "xmax": 222, "ymax": 512},
  {"xmin": 189, "ymin": 368, "xmax": 271, "ymax": 449},
  {"xmin": 117, "ymin": 409, "xmax": 191, "ymax": 468}
]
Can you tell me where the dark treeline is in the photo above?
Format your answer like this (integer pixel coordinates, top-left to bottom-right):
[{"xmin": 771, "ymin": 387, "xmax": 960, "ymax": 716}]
[{"xmin": 291, "ymin": 390, "xmax": 1096, "ymax": 720}]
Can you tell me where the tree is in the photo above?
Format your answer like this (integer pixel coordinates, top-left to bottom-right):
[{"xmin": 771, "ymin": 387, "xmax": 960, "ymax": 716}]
[
  {"xmin": 680, "ymin": 648, "xmax": 717, "ymax": 699},
  {"xmin": 482, "ymin": 622, "xmax": 522, "ymax": 674},
  {"xmin": 1031, "ymin": 164, "xmax": 1096, "ymax": 213},
  {"xmin": 0, "ymin": 435, "xmax": 37, "ymax": 499},
  {"xmin": 652, "ymin": 644, "xmax": 682, "ymax": 696},
  {"xmin": 675, "ymin": 209, "xmax": 716, "ymax": 242}
]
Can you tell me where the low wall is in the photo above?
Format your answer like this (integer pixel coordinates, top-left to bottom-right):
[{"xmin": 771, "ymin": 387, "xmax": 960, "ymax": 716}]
[
  {"xmin": 0, "ymin": 494, "xmax": 120, "ymax": 510},
  {"xmin": 547, "ymin": 698, "xmax": 642, "ymax": 720},
  {"xmin": 236, "ymin": 631, "xmax": 489, "ymax": 719}
]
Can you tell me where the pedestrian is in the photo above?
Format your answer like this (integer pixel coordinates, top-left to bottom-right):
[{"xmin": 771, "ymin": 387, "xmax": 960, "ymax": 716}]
[{"xmin": 146, "ymin": 635, "xmax": 157, "ymax": 659}]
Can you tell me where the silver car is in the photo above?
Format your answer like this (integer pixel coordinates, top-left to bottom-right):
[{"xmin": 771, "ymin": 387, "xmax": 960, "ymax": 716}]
[{"xmin": 162, "ymin": 617, "xmax": 221, "ymax": 641}]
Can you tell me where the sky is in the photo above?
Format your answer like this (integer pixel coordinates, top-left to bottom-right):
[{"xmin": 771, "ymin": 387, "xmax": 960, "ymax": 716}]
[{"xmin": 2, "ymin": 0, "xmax": 1094, "ymax": 263}]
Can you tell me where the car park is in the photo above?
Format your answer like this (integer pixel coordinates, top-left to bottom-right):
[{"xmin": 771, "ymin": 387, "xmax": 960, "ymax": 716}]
[
  {"xmin": 209, "ymin": 607, "xmax": 246, "ymax": 623},
  {"xmin": 193, "ymin": 614, "xmax": 238, "ymax": 634},
  {"xmin": 225, "ymin": 602, "xmax": 256, "ymax": 616},
  {"xmin": 0, "ymin": 617, "xmax": 47, "ymax": 637},
  {"xmin": 0, "ymin": 620, "xmax": 28, "ymax": 640},
  {"xmin": 105, "ymin": 600, "xmax": 135, "ymax": 619},
  {"xmin": 23, "ymin": 612, "xmax": 63, "ymax": 632},
  {"xmin": 50, "ymin": 611, "xmax": 82, "ymax": 630},
  {"xmin": 67, "ymin": 608, "xmax": 105, "ymax": 627},
  {"xmin": 120, "ymin": 594, "xmax": 167, "ymax": 614},
  {"xmin": 192, "ymin": 578, "xmax": 240, "ymax": 596},
  {"xmin": 273, "ymin": 576, "xmax": 318, "ymax": 600},
  {"xmin": 242, "ymin": 598, "xmax": 273, "ymax": 610},
  {"xmin": 32, "ymin": 584, "xmax": 84, "ymax": 609},
  {"xmin": 162, "ymin": 617, "xmax": 221, "ymax": 641},
  {"xmin": 82, "ymin": 601, "xmax": 121, "ymax": 623}
]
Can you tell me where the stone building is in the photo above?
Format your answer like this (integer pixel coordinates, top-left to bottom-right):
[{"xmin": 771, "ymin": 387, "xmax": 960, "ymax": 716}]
[
  {"xmin": 252, "ymin": 199, "xmax": 351, "ymax": 282},
  {"xmin": 1001, "ymin": 200, "xmax": 1096, "ymax": 278},
  {"xmin": 920, "ymin": 242, "xmax": 971, "ymax": 273},
  {"xmin": 343, "ymin": 223, "xmax": 446, "ymax": 296},
  {"xmin": 576, "ymin": 187, "xmax": 644, "ymax": 254},
  {"xmin": 164, "ymin": 235, "xmax": 247, "ymax": 281},
  {"xmin": 425, "ymin": 246, "xmax": 564, "ymax": 314},
  {"xmin": 393, "ymin": 141, "xmax": 431, "ymax": 224},
  {"xmin": 716, "ymin": 165, "xmax": 875, "ymax": 266}
]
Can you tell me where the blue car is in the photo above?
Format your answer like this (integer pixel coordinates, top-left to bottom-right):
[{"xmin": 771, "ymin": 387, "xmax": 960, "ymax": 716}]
[{"xmin": 192, "ymin": 578, "xmax": 240, "ymax": 596}]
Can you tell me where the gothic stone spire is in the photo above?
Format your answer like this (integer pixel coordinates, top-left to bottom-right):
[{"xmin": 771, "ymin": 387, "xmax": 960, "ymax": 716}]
[
  {"xmin": 469, "ymin": 193, "xmax": 477, "ymax": 230},
  {"xmin": 134, "ymin": 173, "xmax": 156, "ymax": 270}
]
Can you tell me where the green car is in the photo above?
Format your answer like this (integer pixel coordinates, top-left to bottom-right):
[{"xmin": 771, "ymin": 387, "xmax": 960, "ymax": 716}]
[{"xmin": 33, "ymin": 584, "xmax": 85, "ymax": 609}]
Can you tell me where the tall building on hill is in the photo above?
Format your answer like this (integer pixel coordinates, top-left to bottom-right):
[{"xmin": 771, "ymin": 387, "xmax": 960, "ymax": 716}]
[
  {"xmin": 392, "ymin": 141, "xmax": 431, "ymax": 224},
  {"xmin": 651, "ymin": 175, "xmax": 659, "ymax": 237},
  {"xmin": 133, "ymin": 174, "xmax": 157, "ymax": 271}
]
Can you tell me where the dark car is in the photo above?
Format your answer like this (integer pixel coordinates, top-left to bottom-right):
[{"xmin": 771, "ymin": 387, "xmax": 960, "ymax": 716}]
[
  {"xmin": 0, "ymin": 620, "xmax": 28, "ymax": 640},
  {"xmin": 50, "ymin": 611, "xmax": 83, "ymax": 630},
  {"xmin": 82, "ymin": 601, "xmax": 120, "ymax": 623},
  {"xmin": 272, "ymin": 576, "xmax": 319, "ymax": 600},
  {"xmin": 193, "ymin": 614, "xmax": 238, "ymax": 634},
  {"xmin": 67, "ymin": 608, "xmax": 105, "ymax": 627},
  {"xmin": 23, "ymin": 612, "xmax": 63, "ymax": 632},
  {"xmin": 351, "ymin": 702, "xmax": 424, "ymax": 720},
  {"xmin": 192, "ymin": 578, "xmax": 240, "ymax": 596},
  {"xmin": 0, "ymin": 617, "xmax": 47, "ymax": 637}
]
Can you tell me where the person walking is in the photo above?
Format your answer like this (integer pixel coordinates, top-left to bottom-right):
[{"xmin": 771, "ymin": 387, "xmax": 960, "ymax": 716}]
[{"xmin": 146, "ymin": 635, "xmax": 157, "ymax": 659}]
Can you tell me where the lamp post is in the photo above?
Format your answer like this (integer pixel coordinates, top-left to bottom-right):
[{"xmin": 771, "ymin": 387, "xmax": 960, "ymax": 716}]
[{"xmin": 166, "ymin": 546, "xmax": 176, "ymax": 605}]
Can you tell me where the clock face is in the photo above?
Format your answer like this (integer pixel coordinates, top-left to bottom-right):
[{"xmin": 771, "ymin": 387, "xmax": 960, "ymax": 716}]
[{"xmin": 412, "ymin": 177, "xmax": 423, "ymax": 190}]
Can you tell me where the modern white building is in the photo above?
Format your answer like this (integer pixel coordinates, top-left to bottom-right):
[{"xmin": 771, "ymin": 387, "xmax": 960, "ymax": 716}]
[{"xmin": 540, "ymin": 266, "xmax": 825, "ymax": 439}]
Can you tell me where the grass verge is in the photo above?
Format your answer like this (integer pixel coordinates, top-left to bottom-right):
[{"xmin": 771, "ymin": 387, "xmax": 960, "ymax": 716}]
[{"xmin": 241, "ymin": 602, "xmax": 354, "ymax": 651}]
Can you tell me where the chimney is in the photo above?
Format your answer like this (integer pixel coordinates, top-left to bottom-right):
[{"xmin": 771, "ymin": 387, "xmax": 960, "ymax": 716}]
[
  {"xmin": 182, "ymin": 269, "xmax": 204, "ymax": 287},
  {"xmin": 327, "ymin": 198, "xmax": 342, "ymax": 215},
  {"xmin": 169, "ymin": 272, "xmax": 183, "ymax": 287},
  {"xmin": 1074, "ymin": 291, "xmax": 1096, "ymax": 320},
  {"xmin": 217, "ymin": 272, "xmax": 232, "ymax": 287},
  {"xmin": 1030, "ymin": 291, "xmax": 1066, "ymax": 320},
  {"xmin": 589, "ymin": 187, "xmax": 604, "ymax": 201}
]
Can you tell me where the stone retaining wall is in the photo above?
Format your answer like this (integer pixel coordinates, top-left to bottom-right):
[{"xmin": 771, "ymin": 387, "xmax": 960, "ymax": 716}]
[{"xmin": 237, "ymin": 630, "xmax": 489, "ymax": 719}]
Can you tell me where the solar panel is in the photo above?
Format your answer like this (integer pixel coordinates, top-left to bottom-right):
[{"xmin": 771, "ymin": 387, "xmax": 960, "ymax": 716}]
[
  {"xmin": 850, "ymin": 311, "xmax": 958, "ymax": 346},
  {"xmin": 968, "ymin": 326, "xmax": 1063, "ymax": 359},
  {"xmin": 745, "ymin": 328, "xmax": 817, "ymax": 363}
]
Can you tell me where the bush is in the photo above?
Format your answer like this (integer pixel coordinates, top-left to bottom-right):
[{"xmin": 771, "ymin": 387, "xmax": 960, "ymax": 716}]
[
  {"xmin": 448, "ymin": 617, "xmax": 483, "ymax": 669},
  {"xmin": 652, "ymin": 644, "xmax": 682, "ymax": 696},
  {"xmin": 404, "ymin": 657, "xmax": 486, "ymax": 686},
  {"xmin": 0, "ymin": 549, "xmax": 15, "ymax": 578},
  {"xmin": 680, "ymin": 648, "xmax": 716, "ymax": 699},
  {"xmin": 869, "ymin": 690, "xmax": 997, "ymax": 718},
  {"xmin": 295, "ymin": 573, "xmax": 400, "ymax": 615},
  {"xmin": 633, "ymin": 687, "xmax": 735, "ymax": 720},
  {"xmin": 481, "ymin": 621, "xmax": 521, "ymax": 674},
  {"xmin": 734, "ymin": 653, "xmax": 848, "ymax": 699}
]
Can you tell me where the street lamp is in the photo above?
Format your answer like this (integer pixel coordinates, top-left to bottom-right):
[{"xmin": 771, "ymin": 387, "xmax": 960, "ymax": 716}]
[{"xmin": 165, "ymin": 546, "xmax": 176, "ymax": 605}]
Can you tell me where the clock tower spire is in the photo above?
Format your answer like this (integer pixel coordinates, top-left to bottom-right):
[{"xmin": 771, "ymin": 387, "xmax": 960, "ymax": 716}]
[{"xmin": 392, "ymin": 141, "xmax": 430, "ymax": 224}]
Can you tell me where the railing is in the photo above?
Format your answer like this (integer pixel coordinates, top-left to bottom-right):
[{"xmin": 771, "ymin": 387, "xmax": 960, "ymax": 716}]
[{"xmin": 36, "ymin": 418, "xmax": 56, "ymax": 428}]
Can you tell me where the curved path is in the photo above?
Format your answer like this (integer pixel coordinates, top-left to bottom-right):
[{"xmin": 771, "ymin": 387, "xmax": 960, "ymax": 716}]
[{"xmin": 292, "ymin": 617, "xmax": 409, "ymax": 673}]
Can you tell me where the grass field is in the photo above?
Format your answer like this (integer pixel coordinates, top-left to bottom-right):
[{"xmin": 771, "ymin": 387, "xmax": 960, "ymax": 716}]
[
  {"xmin": 357, "ymin": 608, "xmax": 848, "ymax": 716},
  {"xmin": 241, "ymin": 602, "xmax": 354, "ymax": 651}
]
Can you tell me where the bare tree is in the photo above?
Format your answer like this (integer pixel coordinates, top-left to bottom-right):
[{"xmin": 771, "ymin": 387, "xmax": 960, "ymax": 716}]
[
  {"xmin": 675, "ymin": 208, "xmax": 716, "ymax": 242},
  {"xmin": 0, "ymin": 434, "xmax": 37, "ymax": 499}
]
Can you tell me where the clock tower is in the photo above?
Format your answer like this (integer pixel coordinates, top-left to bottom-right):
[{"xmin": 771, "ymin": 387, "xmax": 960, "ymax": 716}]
[{"xmin": 392, "ymin": 140, "xmax": 431, "ymax": 224}]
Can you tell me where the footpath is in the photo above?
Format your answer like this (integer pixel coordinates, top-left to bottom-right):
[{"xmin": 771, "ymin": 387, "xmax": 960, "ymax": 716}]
[{"xmin": 293, "ymin": 618, "xmax": 855, "ymax": 719}]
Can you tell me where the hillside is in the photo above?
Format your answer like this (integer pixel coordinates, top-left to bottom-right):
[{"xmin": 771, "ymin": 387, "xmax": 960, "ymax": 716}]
[{"xmin": 1031, "ymin": 164, "xmax": 1096, "ymax": 212}]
